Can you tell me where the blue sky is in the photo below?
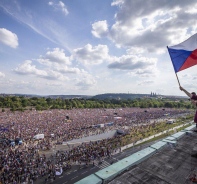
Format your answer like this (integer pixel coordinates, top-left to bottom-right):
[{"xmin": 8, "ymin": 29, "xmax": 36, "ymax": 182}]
[{"xmin": 0, "ymin": 0, "xmax": 197, "ymax": 96}]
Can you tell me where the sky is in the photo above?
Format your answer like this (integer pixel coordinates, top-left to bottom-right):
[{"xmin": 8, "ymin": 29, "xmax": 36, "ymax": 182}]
[{"xmin": 0, "ymin": 0, "xmax": 197, "ymax": 96}]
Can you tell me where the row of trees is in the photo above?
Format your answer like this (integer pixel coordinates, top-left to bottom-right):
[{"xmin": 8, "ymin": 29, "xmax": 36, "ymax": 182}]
[
  {"xmin": 0, "ymin": 96, "xmax": 194, "ymax": 111},
  {"xmin": 120, "ymin": 114, "xmax": 193, "ymax": 147}
]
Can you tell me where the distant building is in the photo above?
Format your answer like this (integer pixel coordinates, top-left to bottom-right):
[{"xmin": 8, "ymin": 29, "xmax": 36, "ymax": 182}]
[{"xmin": 150, "ymin": 92, "xmax": 157, "ymax": 97}]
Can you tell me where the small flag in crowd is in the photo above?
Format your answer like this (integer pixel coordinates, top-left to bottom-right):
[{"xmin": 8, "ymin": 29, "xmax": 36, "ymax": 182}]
[{"xmin": 0, "ymin": 128, "xmax": 9, "ymax": 132}]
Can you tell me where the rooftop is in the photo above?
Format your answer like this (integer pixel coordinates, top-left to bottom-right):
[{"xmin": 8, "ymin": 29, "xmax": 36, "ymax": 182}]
[
  {"xmin": 75, "ymin": 124, "xmax": 197, "ymax": 184},
  {"xmin": 109, "ymin": 126, "xmax": 197, "ymax": 184}
]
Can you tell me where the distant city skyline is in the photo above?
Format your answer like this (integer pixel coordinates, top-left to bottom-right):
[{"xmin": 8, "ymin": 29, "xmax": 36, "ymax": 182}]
[{"xmin": 0, "ymin": 0, "xmax": 197, "ymax": 96}]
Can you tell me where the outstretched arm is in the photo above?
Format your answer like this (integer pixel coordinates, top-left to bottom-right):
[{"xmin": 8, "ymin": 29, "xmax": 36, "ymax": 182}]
[{"xmin": 180, "ymin": 86, "xmax": 192, "ymax": 98}]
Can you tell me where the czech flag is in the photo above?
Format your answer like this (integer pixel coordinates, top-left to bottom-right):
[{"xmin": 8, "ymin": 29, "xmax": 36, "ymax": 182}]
[{"xmin": 167, "ymin": 33, "xmax": 197, "ymax": 73}]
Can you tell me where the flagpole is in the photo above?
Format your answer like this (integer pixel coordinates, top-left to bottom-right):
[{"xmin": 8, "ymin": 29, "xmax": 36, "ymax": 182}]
[{"xmin": 175, "ymin": 73, "xmax": 181, "ymax": 87}]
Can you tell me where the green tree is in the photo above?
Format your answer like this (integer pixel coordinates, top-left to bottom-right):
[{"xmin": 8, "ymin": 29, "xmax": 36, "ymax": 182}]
[{"xmin": 35, "ymin": 104, "xmax": 42, "ymax": 111}]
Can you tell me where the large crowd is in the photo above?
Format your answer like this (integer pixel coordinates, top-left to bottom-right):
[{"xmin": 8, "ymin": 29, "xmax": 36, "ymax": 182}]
[{"xmin": 0, "ymin": 107, "xmax": 192, "ymax": 183}]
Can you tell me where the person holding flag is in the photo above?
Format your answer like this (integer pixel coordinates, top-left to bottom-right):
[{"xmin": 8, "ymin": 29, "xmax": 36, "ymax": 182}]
[
  {"xmin": 167, "ymin": 33, "xmax": 197, "ymax": 128},
  {"xmin": 180, "ymin": 86, "xmax": 197, "ymax": 158},
  {"xmin": 167, "ymin": 33, "xmax": 197, "ymax": 158},
  {"xmin": 179, "ymin": 86, "xmax": 197, "ymax": 127}
]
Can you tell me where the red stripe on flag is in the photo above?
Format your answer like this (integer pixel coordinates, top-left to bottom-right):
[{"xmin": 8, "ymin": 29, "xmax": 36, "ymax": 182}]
[{"xmin": 179, "ymin": 49, "xmax": 197, "ymax": 71}]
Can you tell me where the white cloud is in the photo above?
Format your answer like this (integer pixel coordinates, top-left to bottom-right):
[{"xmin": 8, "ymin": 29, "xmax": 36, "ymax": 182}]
[
  {"xmin": 180, "ymin": 74, "xmax": 191, "ymax": 79},
  {"xmin": 126, "ymin": 47, "xmax": 146, "ymax": 55},
  {"xmin": 73, "ymin": 44, "xmax": 110, "ymax": 65},
  {"xmin": 44, "ymin": 48, "xmax": 71, "ymax": 65},
  {"xmin": 43, "ymin": 70, "xmax": 68, "ymax": 81},
  {"xmin": 0, "ymin": 1, "xmax": 73, "ymax": 51},
  {"xmin": 55, "ymin": 66, "xmax": 81, "ymax": 74},
  {"xmin": 14, "ymin": 80, "xmax": 30, "ymax": 90},
  {"xmin": 92, "ymin": 20, "xmax": 109, "ymax": 38},
  {"xmin": 76, "ymin": 76, "xmax": 97, "ymax": 90},
  {"xmin": 58, "ymin": 1, "xmax": 69, "ymax": 15},
  {"xmin": 0, "ymin": 72, "xmax": 5, "ymax": 78},
  {"xmin": 185, "ymin": 3, "xmax": 197, "ymax": 14},
  {"xmin": 13, "ymin": 47, "xmax": 94, "ymax": 84},
  {"xmin": 108, "ymin": 55, "xmax": 157, "ymax": 71},
  {"xmin": 37, "ymin": 48, "xmax": 84, "ymax": 74},
  {"xmin": 46, "ymin": 82, "xmax": 62, "ymax": 86},
  {"xmin": 74, "ymin": 70, "xmax": 97, "ymax": 90},
  {"xmin": 48, "ymin": 1, "xmax": 69, "ymax": 16},
  {"xmin": 14, "ymin": 60, "xmax": 47, "ymax": 76},
  {"xmin": 93, "ymin": 0, "xmax": 197, "ymax": 53},
  {"xmin": 0, "ymin": 28, "xmax": 18, "ymax": 48},
  {"xmin": 37, "ymin": 57, "xmax": 81, "ymax": 74},
  {"xmin": 138, "ymin": 80, "xmax": 154, "ymax": 86},
  {"xmin": 48, "ymin": 2, "xmax": 53, "ymax": 6},
  {"xmin": 13, "ymin": 60, "xmax": 69, "ymax": 81},
  {"xmin": 0, "ymin": 78, "xmax": 15, "ymax": 88},
  {"xmin": 135, "ymin": 66, "xmax": 159, "ymax": 77},
  {"xmin": 111, "ymin": 0, "xmax": 124, "ymax": 6},
  {"xmin": 20, "ymin": 81, "xmax": 29, "ymax": 85}
]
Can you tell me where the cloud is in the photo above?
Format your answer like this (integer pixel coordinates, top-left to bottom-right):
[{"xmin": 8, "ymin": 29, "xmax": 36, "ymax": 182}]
[
  {"xmin": 0, "ymin": 28, "xmax": 18, "ymax": 48},
  {"xmin": 0, "ymin": 1, "xmax": 59, "ymax": 45},
  {"xmin": 14, "ymin": 80, "xmax": 30, "ymax": 90},
  {"xmin": 73, "ymin": 44, "xmax": 110, "ymax": 65},
  {"xmin": 48, "ymin": 2, "xmax": 53, "ymax": 6},
  {"xmin": 181, "ymin": 74, "xmax": 190, "ymax": 78},
  {"xmin": 134, "ymin": 66, "xmax": 159, "ymax": 77},
  {"xmin": 43, "ymin": 48, "xmax": 71, "ymax": 65},
  {"xmin": 13, "ymin": 47, "xmax": 92, "ymax": 83},
  {"xmin": 76, "ymin": 77, "xmax": 97, "ymax": 90},
  {"xmin": 46, "ymin": 82, "xmax": 62, "ymax": 86},
  {"xmin": 138, "ymin": 80, "xmax": 154, "ymax": 86},
  {"xmin": 55, "ymin": 66, "xmax": 81, "ymax": 74},
  {"xmin": 13, "ymin": 60, "xmax": 69, "ymax": 81},
  {"xmin": 14, "ymin": 60, "xmax": 47, "ymax": 76},
  {"xmin": 93, "ymin": 0, "xmax": 197, "ymax": 53},
  {"xmin": 38, "ymin": 57, "xmax": 81, "ymax": 74},
  {"xmin": 75, "ymin": 70, "xmax": 97, "ymax": 90},
  {"xmin": 108, "ymin": 55, "xmax": 157, "ymax": 71},
  {"xmin": 0, "ymin": 1, "xmax": 72, "ymax": 51},
  {"xmin": 126, "ymin": 47, "xmax": 146, "ymax": 55},
  {"xmin": 58, "ymin": 1, "xmax": 69, "ymax": 15},
  {"xmin": 43, "ymin": 70, "xmax": 68, "ymax": 81},
  {"xmin": 111, "ymin": 0, "xmax": 124, "ymax": 6},
  {"xmin": 91, "ymin": 20, "xmax": 109, "ymax": 38},
  {"xmin": 48, "ymin": 1, "xmax": 69, "ymax": 16},
  {"xmin": 0, "ymin": 72, "xmax": 5, "ymax": 78},
  {"xmin": 37, "ymin": 48, "xmax": 84, "ymax": 74}
]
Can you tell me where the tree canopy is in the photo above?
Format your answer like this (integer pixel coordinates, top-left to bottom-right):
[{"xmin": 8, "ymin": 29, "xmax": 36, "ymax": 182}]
[{"xmin": 0, "ymin": 96, "xmax": 194, "ymax": 112}]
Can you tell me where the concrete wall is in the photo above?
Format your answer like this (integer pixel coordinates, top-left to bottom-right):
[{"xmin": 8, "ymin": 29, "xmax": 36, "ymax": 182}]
[{"xmin": 63, "ymin": 130, "xmax": 117, "ymax": 145}]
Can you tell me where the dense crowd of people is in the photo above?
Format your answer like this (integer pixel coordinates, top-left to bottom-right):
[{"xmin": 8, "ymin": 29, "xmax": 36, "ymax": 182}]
[{"xmin": 0, "ymin": 107, "xmax": 192, "ymax": 183}]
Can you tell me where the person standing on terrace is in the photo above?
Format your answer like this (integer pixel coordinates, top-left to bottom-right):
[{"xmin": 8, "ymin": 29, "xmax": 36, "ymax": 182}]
[
  {"xmin": 180, "ymin": 86, "xmax": 197, "ymax": 122},
  {"xmin": 180, "ymin": 86, "xmax": 197, "ymax": 158},
  {"xmin": 180, "ymin": 86, "xmax": 197, "ymax": 128}
]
